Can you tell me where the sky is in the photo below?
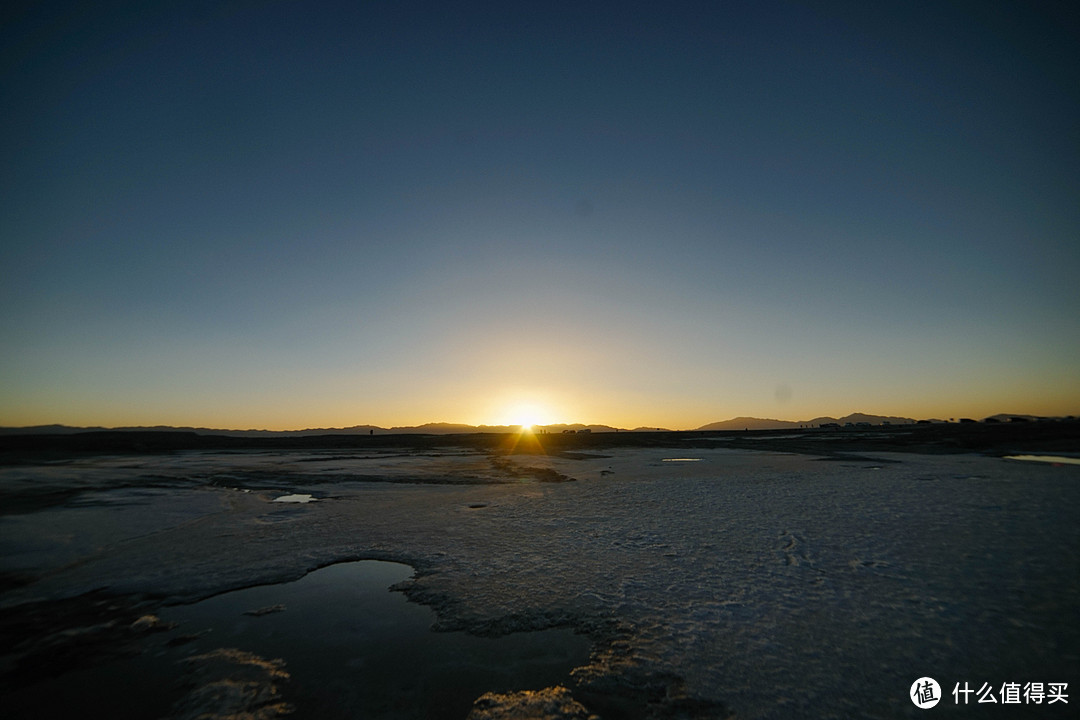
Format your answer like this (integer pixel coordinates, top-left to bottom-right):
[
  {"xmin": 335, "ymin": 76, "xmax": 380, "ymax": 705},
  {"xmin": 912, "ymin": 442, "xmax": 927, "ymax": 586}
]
[{"xmin": 2, "ymin": 0, "xmax": 1078, "ymax": 430}]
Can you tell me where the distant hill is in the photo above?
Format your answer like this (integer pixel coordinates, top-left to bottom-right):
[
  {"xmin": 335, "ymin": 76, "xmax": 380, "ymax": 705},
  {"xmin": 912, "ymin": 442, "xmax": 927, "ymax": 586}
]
[
  {"xmin": 695, "ymin": 417, "xmax": 799, "ymax": 431},
  {"xmin": 536, "ymin": 423, "xmax": 624, "ymax": 434},
  {"xmin": 811, "ymin": 412, "xmax": 920, "ymax": 426},
  {"xmin": 0, "ymin": 424, "xmax": 384, "ymax": 437},
  {"xmin": 0, "ymin": 422, "xmax": 627, "ymax": 436},
  {"xmin": 983, "ymin": 413, "xmax": 1048, "ymax": 423},
  {"xmin": 696, "ymin": 413, "xmax": 918, "ymax": 430},
  {"xmin": 396, "ymin": 422, "xmax": 488, "ymax": 434}
]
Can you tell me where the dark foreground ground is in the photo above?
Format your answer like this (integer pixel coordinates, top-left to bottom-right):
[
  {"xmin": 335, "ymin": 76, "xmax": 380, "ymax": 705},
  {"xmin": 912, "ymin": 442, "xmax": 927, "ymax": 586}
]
[{"xmin": 1, "ymin": 421, "xmax": 1078, "ymax": 719}]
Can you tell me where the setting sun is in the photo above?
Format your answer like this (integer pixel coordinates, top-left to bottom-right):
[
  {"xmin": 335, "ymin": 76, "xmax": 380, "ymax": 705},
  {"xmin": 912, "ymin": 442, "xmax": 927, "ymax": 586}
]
[{"xmin": 500, "ymin": 401, "xmax": 558, "ymax": 429}]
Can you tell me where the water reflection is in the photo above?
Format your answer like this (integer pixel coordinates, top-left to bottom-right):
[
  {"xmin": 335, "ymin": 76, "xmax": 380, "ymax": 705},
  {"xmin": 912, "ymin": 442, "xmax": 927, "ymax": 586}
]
[{"xmin": 160, "ymin": 561, "xmax": 590, "ymax": 720}]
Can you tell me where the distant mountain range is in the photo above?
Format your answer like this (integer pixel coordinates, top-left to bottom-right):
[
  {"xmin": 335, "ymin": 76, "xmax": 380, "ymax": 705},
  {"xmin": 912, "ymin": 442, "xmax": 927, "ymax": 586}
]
[
  {"xmin": 0, "ymin": 413, "xmax": 1066, "ymax": 437},
  {"xmin": 0, "ymin": 422, "xmax": 630, "ymax": 436},
  {"xmin": 694, "ymin": 413, "xmax": 920, "ymax": 430}
]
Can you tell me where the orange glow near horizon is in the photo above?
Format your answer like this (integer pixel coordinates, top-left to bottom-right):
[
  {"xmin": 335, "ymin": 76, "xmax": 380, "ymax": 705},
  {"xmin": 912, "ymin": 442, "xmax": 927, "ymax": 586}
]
[
  {"xmin": 3, "ymin": 378, "xmax": 1079, "ymax": 433},
  {"xmin": 489, "ymin": 395, "xmax": 562, "ymax": 428}
]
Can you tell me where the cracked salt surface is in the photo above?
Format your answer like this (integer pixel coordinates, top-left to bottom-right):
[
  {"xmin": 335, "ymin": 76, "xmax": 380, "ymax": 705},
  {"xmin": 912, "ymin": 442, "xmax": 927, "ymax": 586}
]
[{"xmin": 2, "ymin": 448, "xmax": 1078, "ymax": 719}]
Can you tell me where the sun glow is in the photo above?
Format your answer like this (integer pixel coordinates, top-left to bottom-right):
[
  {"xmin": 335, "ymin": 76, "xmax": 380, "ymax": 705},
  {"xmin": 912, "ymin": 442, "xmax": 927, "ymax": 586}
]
[{"xmin": 500, "ymin": 401, "xmax": 557, "ymax": 429}]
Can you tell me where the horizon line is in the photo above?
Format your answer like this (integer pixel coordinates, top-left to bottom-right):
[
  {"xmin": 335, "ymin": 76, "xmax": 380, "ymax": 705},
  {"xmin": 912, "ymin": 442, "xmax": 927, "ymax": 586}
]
[{"xmin": 3, "ymin": 411, "xmax": 1077, "ymax": 435}]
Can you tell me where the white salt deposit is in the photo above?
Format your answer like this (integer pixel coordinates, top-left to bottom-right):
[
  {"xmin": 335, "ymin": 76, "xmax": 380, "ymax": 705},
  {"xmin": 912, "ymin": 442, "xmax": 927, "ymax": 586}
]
[
  {"xmin": 1004, "ymin": 454, "xmax": 1080, "ymax": 465},
  {"xmin": 271, "ymin": 493, "xmax": 315, "ymax": 503}
]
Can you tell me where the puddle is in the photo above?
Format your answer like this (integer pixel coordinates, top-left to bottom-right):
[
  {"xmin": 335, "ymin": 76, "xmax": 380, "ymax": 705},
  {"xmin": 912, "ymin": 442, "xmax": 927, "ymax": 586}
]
[
  {"xmin": 3, "ymin": 561, "xmax": 590, "ymax": 720},
  {"xmin": 1003, "ymin": 455, "xmax": 1080, "ymax": 466},
  {"xmin": 161, "ymin": 561, "xmax": 590, "ymax": 718}
]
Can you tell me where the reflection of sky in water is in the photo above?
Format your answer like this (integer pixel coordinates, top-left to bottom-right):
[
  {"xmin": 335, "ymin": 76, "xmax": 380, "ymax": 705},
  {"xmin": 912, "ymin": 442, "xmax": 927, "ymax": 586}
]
[
  {"xmin": 4, "ymin": 561, "xmax": 588, "ymax": 720},
  {"xmin": 160, "ymin": 561, "xmax": 590, "ymax": 720}
]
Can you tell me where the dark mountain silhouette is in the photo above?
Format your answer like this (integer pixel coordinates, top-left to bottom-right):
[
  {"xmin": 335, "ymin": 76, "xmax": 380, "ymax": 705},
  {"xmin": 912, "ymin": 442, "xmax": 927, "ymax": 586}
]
[
  {"xmin": 695, "ymin": 413, "xmax": 918, "ymax": 431},
  {"xmin": 0, "ymin": 422, "xmax": 625, "ymax": 436},
  {"xmin": 983, "ymin": 413, "xmax": 1047, "ymax": 423},
  {"xmin": 535, "ymin": 423, "xmax": 625, "ymax": 434},
  {"xmin": 4, "ymin": 412, "xmax": 1072, "ymax": 438},
  {"xmin": 0, "ymin": 424, "xmax": 386, "ymax": 437},
  {"xmin": 695, "ymin": 417, "xmax": 801, "ymax": 431}
]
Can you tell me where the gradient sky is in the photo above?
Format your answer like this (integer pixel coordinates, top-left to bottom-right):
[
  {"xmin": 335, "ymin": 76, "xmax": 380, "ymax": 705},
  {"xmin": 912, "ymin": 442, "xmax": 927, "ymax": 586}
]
[{"xmin": 2, "ymin": 0, "xmax": 1078, "ymax": 430}]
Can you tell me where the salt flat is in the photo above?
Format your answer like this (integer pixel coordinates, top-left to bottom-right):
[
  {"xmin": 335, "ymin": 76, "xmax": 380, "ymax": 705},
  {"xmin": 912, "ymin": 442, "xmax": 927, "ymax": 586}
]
[{"xmin": 1, "ymin": 445, "xmax": 1077, "ymax": 719}]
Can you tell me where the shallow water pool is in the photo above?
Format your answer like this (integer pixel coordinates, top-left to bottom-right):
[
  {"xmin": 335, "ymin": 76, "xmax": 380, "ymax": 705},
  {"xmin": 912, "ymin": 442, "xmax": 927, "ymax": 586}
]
[
  {"xmin": 159, "ymin": 560, "xmax": 591, "ymax": 719},
  {"xmin": 4, "ymin": 561, "xmax": 590, "ymax": 720}
]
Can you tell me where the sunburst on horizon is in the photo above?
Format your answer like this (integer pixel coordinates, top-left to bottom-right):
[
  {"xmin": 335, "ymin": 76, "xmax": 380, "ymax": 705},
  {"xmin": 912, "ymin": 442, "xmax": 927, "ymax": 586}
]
[{"xmin": 497, "ymin": 400, "xmax": 559, "ymax": 430}]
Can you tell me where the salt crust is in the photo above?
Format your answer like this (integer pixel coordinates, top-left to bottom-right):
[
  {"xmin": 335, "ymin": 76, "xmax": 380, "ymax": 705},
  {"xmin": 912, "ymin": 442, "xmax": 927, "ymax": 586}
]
[{"xmin": 2, "ymin": 448, "xmax": 1078, "ymax": 718}]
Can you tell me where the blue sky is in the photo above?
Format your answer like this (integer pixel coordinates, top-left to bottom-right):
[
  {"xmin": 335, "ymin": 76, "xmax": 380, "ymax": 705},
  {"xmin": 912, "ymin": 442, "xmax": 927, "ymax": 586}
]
[{"xmin": 2, "ymin": 0, "xmax": 1078, "ymax": 429}]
